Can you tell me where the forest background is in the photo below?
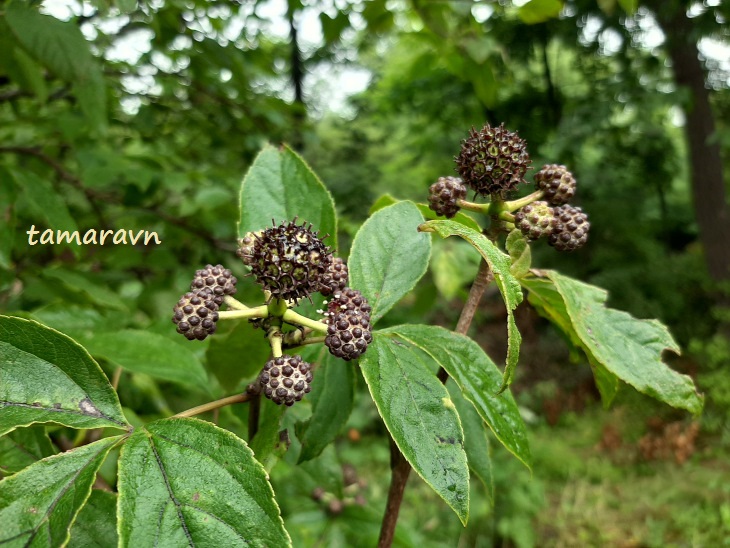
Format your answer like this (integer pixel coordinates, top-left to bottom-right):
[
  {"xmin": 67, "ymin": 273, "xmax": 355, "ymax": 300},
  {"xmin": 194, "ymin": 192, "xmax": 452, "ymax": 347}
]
[{"xmin": 1, "ymin": 0, "xmax": 729, "ymax": 545}]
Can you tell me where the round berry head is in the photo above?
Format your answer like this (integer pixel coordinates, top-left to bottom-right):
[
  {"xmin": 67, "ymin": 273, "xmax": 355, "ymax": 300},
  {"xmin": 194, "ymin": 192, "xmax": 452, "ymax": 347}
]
[
  {"xmin": 172, "ymin": 289, "xmax": 220, "ymax": 340},
  {"xmin": 242, "ymin": 219, "xmax": 333, "ymax": 303},
  {"xmin": 190, "ymin": 264, "xmax": 237, "ymax": 306},
  {"xmin": 514, "ymin": 201, "xmax": 555, "ymax": 241},
  {"xmin": 260, "ymin": 355, "xmax": 313, "ymax": 406},
  {"xmin": 324, "ymin": 288, "xmax": 373, "ymax": 361},
  {"xmin": 549, "ymin": 205, "xmax": 590, "ymax": 251},
  {"xmin": 428, "ymin": 176, "xmax": 467, "ymax": 218},
  {"xmin": 455, "ymin": 123, "xmax": 531, "ymax": 197},
  {"xmin": 534, "ymin": 164, "xmax": 576, "ymax": 205},
  {"xmin": 320, "ymin": 257, "xmax": 349, "ymax": 297},
  {"xmin": 236, "ymin": 231, "xmax": 260, "ymax": 268}
]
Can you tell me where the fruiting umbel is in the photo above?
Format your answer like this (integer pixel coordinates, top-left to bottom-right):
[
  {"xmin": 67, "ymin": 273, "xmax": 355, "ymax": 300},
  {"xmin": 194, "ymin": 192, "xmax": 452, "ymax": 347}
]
[
  {"xmin": 191, "ymin": 264, "xmax": 237, "ymax": 306},
  {"xmin": 455, "ymin": 123, "xmax": 531, "ymax": 197},
  {"xmin": 534, "ymin": 164, "xmax": 576, "ymax": 206},
  {"xmin": 320, "ymin": 257, "xmax": 349, "ymax": 297},
  {"xmin": 172, "ymin": 290, "xmax": 219, "ymax": 340},
  {"xmin": 260, "ymin": 355, "xmax": 313, "ymax": 406},
  {"xmin": 323, "ymin": 288, "xmax": 373, "ymax": 361},
  {"xmin": 549, "ymin": 205, "xmax": 590, "ymax": 251},
  {"xmin": 514, "ymin": 201, "xmax": 555, "ymax": 241},
  {"xmin": 237, "ymin": 219, "xmax": 332, "ymax": 303},
  {"xmin": 428, "ymin": 176, "xmax": 467, "ymax": 218}
]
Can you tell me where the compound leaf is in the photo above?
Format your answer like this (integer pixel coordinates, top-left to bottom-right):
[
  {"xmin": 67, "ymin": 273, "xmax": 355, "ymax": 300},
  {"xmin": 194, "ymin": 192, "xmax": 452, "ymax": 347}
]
[
  {"xmin": 0, "ymin": 316, "xmax": 130, "ymax": 437},
  {"xmin": 383, "ymin": 325, "xmax": 531, "ymax": 470},
  {"xmin": 521, "ymin": 270, "xmax": 703, "ymax": 414},
  {"xmin": 118, "ymin": 418, "xmax": 290, "ymax": 547},
  {"xmin": 0, "ymin": 436, "xmax": 121, "ymax": 547},
  {"xmin": 238, "ymin": 144, "xmax": 337, "ymax": 252},
  {"xmin": 419, "ymin": 220, "xmax": 523, "ymax": 391},
  {"xmin": 360, "ymin": 332, "xmax": 469, "ymax": 524},
  {"xmin": 350, "ymin": 202, "xmax": 432, "ymax": 324}
]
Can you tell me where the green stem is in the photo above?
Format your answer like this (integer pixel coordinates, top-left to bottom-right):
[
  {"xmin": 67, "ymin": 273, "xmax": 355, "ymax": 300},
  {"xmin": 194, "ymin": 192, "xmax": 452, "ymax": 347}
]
[
  {"xmin": 217, "ymin": 305, "xmax": 269, "ymax": 321},
  {"xmin": 172, "ymin": 393, "xmax": 250, "ymax": 418},
  {"xmin": 223, "ymin": 296, "xmax": 249, "ymax": 310},
  {"xmin": 456, "ymin": 198, "xmax": 490, "ymax": 215},
  {"xmin": 282, "ymin": 309, "xmax": 329, "ymax": 334},
  {"xmin": 268, "ymin": 328, "xmax": 284, "ymax": 358},
  {"xmin": 268, "ymin": 297, "xmax": 289, "ymax": 317},
  {"xmin": 503, "ymin": 189, "xmax": 544, "ymax": 212}
]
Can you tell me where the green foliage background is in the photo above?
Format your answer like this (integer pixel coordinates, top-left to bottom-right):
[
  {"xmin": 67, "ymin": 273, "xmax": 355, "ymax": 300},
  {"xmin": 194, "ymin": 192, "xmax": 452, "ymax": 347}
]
[{"xmin": 0, "ymin": 0, "xmax": 728, "ymax": 545}]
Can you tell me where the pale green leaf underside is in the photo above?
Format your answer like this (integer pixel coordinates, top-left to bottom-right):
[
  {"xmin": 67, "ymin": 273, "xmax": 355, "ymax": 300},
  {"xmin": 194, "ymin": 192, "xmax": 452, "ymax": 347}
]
[
  {"xmin": 0, "ymin": 315, "xmax": 130, "ymax": 437},
  {"xmin": 360, "ymin": 333, "xmax": 469, "ymax": 524},
  {"xmin": 118, "ymin": 418, "xmax": 290, "ymax": 547},
  {"xmin": 522, "ymin": 270, "xmax": 703, "ymax": 414},
  {"xmin": 418, "ymin": 220, "xmax": 523, "ymax": 390},
  {"xmin": 238, "ymin": 144, "xmax": 337, "ymax": 252},
  {"xmin": 0, "ymin": 426, "xmax": 56, "ymax": 476},
  {"xmin": 350, "ymin": 201, "xmax": 432, "ymax": 324},
  {"xmin": 382, "ymin": 325, "xmax": 531, "ymax": 470},
  {"xmin": 0, "ymin": 436, "xmax": 120, "ymax": 547}
]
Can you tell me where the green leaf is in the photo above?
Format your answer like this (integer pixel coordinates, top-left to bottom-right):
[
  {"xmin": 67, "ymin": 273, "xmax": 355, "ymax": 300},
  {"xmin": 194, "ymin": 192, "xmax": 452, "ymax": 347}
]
[
  {"xmin": 238, "ymin": 144, "xmax": 337, "ymax": 251},
  {"xmin": 517, "ymin": 0, "xmax": 564, "ymax": 24},
  {"xmin": 0, "ymin": 436, "xmax": 121, "ymax": 547},
  {"xmin": 446, "ymin": 381, "xmax": 493, "ymax": 504},
  {"xmin": 118, "ymin": 418, "xmax": 290, "ymax": 547},
  {"xmin": 296, "ymin": 351, "xmax": 355, "ymax": 463},
  {"xmin": 617, "ymin": 0, "xmax": 639, "ymax": 14},
  {"xmin": 521, "ymin": 270, "xmax": 703, "ymax": 414},
  {"xmin": 206, "ymin": 320, "xmax": 271, "ymax": 390},
  {"xmin": 249, "ymin": 397, "xmax": 287, "ymax": 472},
  {"xmin": 0, "ymin": 426, "xmax": 56, "ymax": 476},
  {"xmin": 350, "ymin": 202, "xmax": 432, "ymax": 324},
  {"xmin": 419, "ymin": 220, "xmax": 523, "ymax": 391},
  {"xmin": 13, "ymin": 170, "xmax": 77, "ymax": 233},
  {"xmin": 42, "ymin": 269, "xmax": 127, "ymax": 311},
  {"xmin": 0, "ymin": 315, "xmax": 130, "ymax": 436},
  {"xmin": 506, "ymin": 229, "xmax": 531, "ymax": 279},
  {"xmin": 431, "ymin": 239, "xmax": 481, "ymax": 300},
  {"xmin": 4, "ymin": 3, "xmax": 107, "ymax": 133},
  {"xmin": 0, "ymin": 171, "xmax": 16, "ymax": 270},
  {"xmin": 371, "ymin": 194, "xmax": 482, "ymax": 233},
  {"xmin": 68, "ymin": 490, "xmax": 118, "ymax": 548},
  {"xmin": 360, "ymin": 332, "xmax": 469, "ymax": 524},
  {"xmin": 80, "ymin": 330, "xmax": 210, "ymax": 393},
  {"xmin": 382, "ymin": 325, "xmax": 531, "ymax": 470}
]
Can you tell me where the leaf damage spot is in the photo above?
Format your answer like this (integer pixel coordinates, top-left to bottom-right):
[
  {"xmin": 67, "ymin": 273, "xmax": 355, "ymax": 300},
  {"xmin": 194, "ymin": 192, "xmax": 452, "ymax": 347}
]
[
  {"xmin": 442, "ymin": 396, "xmax": 455, "ymax": 410},
  {"xmin": 436, "ymin": 435, "xmax": 457, "ymax": 445},
  {"xmin": 192, "ymin": 492, "xmax": 200, "ymax": 502},
  {"xmin": 78, "ymin": 396, "xmax": 103, "ymax": 418}
]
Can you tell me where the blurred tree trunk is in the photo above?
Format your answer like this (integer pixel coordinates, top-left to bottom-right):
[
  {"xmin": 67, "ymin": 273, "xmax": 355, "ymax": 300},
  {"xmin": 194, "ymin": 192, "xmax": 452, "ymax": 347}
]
[
  {"xmin": 649, "ymin": 1, "xmax": 730, "ymax": 282},
  {"xmin": 287, "ymin": 2, "xmax": 305, "ymax": 151}
]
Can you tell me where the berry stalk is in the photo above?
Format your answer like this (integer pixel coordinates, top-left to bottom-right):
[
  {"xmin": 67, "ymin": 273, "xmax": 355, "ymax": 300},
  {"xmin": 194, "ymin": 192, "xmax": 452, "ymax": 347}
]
[
  {"xmin": 217, "ymin": 305, "xmax": 269, "ymax": 321},
  {"xmin": 282, "ymin": 309, "xmax": 329, "ymax": 334}
]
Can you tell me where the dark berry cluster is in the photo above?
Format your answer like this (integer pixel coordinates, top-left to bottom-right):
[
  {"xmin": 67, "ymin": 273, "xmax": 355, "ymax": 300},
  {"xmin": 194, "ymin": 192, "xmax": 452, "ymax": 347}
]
[
  {"xmin": 323, "ymin": 288, "xmax": 373, "ymax": 361},
  {"xmin": 320, "ymin": 257, "xmax": 349, "ymax": 296},
  {"xmin": 172, "ymin": 290, "xmax": 219, "ymax": 340},
  {"xmin": 191, "ymin": 264, "xmax": 237, "ymax": 306},
  {"xmin": 513, "ymin": 201, "xmax": 554, "ymax": 241},
  {"xmin": 237, "ymin": 219, "xmax": 332, "ymax": 303},
  {"xmin": 260, "ymin": 355, "xmax": 313, "ymax": 406},
  {"xmin": 455, "ymin": 123, "xmax": 531, "ymax": 197},
  {"xmin": 549, "ymin": 205, "xmax": 590, "ymax": 251},
  {"xmin": 428, "ymin": 176, "xmax": 467, "ymax": 218},
  {"xmin": 534, "ymin": 164, "xmax": 576, "ymax": 205}
]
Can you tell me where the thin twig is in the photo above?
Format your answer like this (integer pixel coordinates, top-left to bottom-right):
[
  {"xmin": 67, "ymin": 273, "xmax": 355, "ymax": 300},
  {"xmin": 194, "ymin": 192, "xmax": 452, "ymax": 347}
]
[
  {"xmin": 111, "ymin": 367, "xmax": 123, "ymax": 392},
  {"xmin": 379, "ymin": 257, "xmax": 495, "ymax": 547},
  {"xmin": 172, "ymin": 393, "xmax": 250, "ymax": 418}
]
